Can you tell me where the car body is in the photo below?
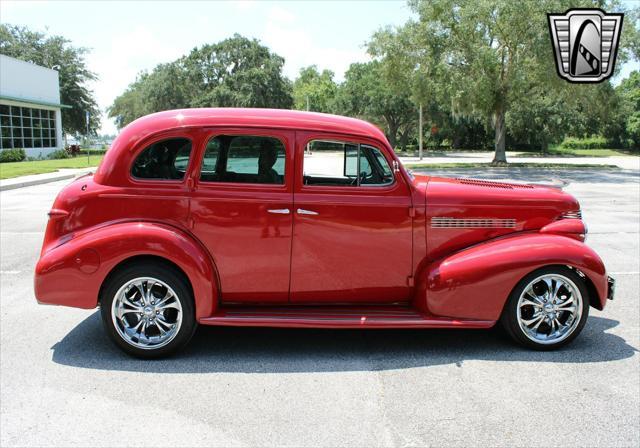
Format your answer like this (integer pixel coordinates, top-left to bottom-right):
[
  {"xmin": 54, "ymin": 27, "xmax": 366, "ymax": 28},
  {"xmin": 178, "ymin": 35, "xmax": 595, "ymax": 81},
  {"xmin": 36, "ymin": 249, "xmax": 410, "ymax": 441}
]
[{"xmin": 34, "ymin": 108, "xmax": 614, "ymax": 357}]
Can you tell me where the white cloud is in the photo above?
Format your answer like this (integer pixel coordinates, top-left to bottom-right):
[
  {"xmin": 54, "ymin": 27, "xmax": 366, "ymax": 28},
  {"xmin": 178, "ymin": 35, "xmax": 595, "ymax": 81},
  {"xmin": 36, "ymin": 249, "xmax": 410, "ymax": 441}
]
[
  {"xmin": 234, "ymin": 0, "xmax": 256, "ymax": 12},
  {"xmin": 262, "ymin": 5, "xmax": 369, "ymax": 82},
  {"xmin": 87, "ymin": 25, "xmax": 187, "ymax": 134}
]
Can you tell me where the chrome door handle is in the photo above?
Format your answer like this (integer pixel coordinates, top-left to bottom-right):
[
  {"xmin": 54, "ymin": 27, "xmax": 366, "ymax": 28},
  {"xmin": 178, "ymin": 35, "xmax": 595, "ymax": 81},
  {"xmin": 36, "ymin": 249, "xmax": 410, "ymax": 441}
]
[
  {"xmin": 267, "ymin": 208, "xmax": 290, "ymax": 214},
  {"xmin": 297, "ymin": 208, "xmax": 318, "ymax": 216}
]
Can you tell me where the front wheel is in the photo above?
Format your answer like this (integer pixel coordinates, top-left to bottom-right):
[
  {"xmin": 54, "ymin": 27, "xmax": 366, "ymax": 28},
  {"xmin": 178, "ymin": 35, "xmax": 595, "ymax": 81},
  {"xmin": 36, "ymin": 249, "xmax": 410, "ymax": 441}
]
[
  {"xmin": 501, "ymin": 266, "xmax": 589, "ymax": 350},
  {"xmin": 100, "ymin": 261, "xmax": 196, "ymax": 358}
]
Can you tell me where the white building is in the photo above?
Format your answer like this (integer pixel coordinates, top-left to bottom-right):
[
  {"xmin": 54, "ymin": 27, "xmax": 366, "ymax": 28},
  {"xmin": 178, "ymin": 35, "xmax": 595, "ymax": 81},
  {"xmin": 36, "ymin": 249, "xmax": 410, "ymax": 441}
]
[{"xmin": 0, "ymin": 54, "xmax": 67, "ymax": 157}]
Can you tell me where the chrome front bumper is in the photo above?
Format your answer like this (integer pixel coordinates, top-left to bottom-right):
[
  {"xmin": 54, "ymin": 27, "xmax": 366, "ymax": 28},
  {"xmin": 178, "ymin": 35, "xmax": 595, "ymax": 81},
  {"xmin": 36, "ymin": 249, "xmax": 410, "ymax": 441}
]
[{"xmin": 607, "ymin": 276, "xmax": 615, "ymax": 300}]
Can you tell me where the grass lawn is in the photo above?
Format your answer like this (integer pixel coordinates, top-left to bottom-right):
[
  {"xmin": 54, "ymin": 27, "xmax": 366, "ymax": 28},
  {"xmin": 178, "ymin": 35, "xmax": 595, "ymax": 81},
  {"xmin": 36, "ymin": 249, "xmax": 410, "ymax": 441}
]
[
  {"xmin": 404, "ymin": 162, "xmax": 619, "ymax": 170},
  {"xmin": 514, "ymin": 148, "xmax": 635, "ymax": 157},
  {"xmin": 0, "ymin": 156, "xmax": 103, "ymax": 180}
]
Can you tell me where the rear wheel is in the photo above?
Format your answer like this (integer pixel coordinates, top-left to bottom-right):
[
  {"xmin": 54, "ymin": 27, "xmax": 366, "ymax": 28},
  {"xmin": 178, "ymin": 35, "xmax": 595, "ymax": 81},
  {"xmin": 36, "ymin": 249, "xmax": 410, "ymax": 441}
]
[
  {"xmin": 100, "ymin": 261, "xmax": 196, "ymax": 358},
  {"xmin": 501, "ymin": 266, "xmax": 589, "ymax": 350}
]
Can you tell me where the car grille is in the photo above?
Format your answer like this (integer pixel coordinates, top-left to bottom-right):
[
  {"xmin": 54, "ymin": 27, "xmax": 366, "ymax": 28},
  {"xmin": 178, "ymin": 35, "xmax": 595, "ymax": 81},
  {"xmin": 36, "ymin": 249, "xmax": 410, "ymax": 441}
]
[{"xmin": 560, "ymin": 210, "xmax": 582, "ymax": 219}]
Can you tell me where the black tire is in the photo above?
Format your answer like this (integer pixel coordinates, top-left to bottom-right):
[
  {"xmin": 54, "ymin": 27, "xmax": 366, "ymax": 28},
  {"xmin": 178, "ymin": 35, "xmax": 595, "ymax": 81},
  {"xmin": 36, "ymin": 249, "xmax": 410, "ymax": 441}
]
[
  {"xmin": 500, "ymin": 266, "xmax": 589, "ymax": 350},
  {"xmin": 100, "ymin": 260, "xmax": 196, "ymax": 358}
]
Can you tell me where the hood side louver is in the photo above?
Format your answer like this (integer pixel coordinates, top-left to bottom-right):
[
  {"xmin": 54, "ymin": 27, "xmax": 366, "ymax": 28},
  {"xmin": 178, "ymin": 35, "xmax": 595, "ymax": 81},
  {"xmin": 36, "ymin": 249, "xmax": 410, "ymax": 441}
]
[{"xmin": 456, "ymin": 178, "xmax": 535, "ymax": 189}]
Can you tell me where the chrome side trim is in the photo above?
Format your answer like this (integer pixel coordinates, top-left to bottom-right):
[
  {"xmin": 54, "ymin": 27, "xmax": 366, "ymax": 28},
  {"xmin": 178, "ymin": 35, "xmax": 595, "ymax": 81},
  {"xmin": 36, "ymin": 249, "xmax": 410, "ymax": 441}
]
[{"xmin": 431, "ymin": 217, "xmax": 517, "ymax": 229}]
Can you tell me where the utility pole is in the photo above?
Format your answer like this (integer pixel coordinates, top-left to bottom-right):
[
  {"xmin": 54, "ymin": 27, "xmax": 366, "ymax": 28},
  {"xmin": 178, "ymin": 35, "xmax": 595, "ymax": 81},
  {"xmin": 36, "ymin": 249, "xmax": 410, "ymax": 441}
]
[
  {"xmin": 85, "ymin": 111, "xmax": 90, "ymax": 164},
  {"xmin": 306, "ymin": 95, "xmax": 310, "ymax": 111},
  {"xmin": 418, "ymin": 103, "xmax": 423, "ymax": 161}
]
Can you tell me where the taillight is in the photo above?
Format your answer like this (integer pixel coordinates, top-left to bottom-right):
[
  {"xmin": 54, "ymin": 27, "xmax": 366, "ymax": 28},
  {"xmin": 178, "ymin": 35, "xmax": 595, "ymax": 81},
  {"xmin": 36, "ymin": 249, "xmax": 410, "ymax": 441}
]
[{"xmin": 47, "ymin": 208, "xmax": 69, "ymax": 219}]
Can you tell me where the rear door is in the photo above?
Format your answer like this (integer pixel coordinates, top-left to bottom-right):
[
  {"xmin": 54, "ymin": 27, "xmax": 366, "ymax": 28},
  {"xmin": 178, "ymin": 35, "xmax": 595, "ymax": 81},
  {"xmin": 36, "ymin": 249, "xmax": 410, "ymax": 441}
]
[
  {"xmin": 190, "ymin": 128, "xmax": 294, "ymax": 303},
  {"xmin": 290, "ymin": 132, "xmax": 414, "ymax": 303}
]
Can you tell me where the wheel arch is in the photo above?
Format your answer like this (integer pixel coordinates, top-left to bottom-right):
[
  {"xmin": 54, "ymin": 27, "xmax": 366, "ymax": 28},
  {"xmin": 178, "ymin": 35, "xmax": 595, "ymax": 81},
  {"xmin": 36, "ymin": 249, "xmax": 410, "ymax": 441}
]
[
  {"xmin": 416, "ymin": 233, "xmax": 608, "ymax": 321},
  {"xmin": 98, "ymin": 255, "xmax": 194, "ymax": 305},
  {"xmin": 35, "ymin": 221, "xmax": 220, "ymax": 319}
]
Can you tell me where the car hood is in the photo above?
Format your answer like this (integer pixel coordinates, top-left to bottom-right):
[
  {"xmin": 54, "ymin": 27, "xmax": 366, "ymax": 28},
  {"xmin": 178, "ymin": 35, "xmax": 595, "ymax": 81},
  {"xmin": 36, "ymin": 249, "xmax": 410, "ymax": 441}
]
[{"xmin": 422, "ymin": 176, "xmax": 580, "ymax": 259}]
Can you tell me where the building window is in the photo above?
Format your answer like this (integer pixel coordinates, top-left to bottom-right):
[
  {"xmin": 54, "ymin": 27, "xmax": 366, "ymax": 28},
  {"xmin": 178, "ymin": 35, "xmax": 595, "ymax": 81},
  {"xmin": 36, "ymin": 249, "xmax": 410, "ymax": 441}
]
[{"xmin": 0, "ymin": 104, "xmax": 57, "ymax": 150}]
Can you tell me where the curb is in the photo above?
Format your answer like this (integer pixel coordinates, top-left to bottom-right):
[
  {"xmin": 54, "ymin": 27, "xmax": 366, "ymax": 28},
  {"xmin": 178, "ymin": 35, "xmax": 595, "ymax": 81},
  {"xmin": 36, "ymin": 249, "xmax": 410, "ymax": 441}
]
[{"xmin": 0, "ymin": 171, "xmax": 90, "ymax": 192}]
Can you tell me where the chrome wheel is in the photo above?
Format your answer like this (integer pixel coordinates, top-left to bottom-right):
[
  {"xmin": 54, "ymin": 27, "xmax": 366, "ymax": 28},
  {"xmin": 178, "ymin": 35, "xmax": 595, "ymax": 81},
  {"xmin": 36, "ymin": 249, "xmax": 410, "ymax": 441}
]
[
  {"xmin": 111, "ymin": 277, "xmax": 183, "ymax": 350},
  {"xmin": 516, "ymin": 274, "xmax": 583, "ymax": 345}
]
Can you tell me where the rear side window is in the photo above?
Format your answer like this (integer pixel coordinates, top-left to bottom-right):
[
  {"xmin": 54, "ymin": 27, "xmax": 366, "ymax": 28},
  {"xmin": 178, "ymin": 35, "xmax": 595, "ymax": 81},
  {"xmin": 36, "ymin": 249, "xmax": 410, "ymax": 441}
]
[
  {"xmin": 200, "ymin": 135, "xmax": 285, "ymax": 184},
  {"xmin": 131, "ymin": 138, "xmax": 192, "ymax": 180}
]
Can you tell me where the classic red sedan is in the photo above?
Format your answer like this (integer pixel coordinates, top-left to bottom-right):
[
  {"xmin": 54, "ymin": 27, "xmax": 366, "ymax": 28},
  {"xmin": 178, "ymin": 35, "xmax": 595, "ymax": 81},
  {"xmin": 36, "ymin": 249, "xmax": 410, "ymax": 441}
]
[{"xmin": 34, "ymin": 108, "xmax": 614, "ymax": 357}]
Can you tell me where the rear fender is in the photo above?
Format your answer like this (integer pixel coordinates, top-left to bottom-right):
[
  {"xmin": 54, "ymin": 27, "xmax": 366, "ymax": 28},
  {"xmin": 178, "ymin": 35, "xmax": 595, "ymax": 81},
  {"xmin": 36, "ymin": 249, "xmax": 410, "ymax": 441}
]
[
  {"xmin": 416, "ymin": 233, "xmax": 607, "ymax": 321},
  {"xmin": 34, "ymin": 221, "xmax": 219, "ymax": 319}
]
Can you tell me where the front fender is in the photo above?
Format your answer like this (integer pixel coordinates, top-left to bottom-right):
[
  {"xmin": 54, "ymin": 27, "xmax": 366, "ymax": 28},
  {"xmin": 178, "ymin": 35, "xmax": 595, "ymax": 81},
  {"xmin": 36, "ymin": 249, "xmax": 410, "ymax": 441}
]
[
  {"xmin": 34, "ymin": 221, "xmax": 218, "ymax": 319},
  {"xmin": 421, "ymin": 233, "xmax": 608, "ymax": 321}
]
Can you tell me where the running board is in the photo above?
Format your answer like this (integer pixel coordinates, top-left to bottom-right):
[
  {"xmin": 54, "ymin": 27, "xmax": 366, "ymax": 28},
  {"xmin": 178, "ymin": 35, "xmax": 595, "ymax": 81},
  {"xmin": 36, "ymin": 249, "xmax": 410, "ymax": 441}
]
[{"xmin": 199, "ymin": 306, "xmax": 495, "ymax": 329}]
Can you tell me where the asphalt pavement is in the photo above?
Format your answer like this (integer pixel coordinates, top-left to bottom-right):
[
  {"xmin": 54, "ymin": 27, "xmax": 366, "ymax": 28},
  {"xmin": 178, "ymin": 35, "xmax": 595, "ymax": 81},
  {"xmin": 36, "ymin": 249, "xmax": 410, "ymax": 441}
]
[{"xmin": 1, "ymin": 167, "xmax": 638, "ymax": 447}]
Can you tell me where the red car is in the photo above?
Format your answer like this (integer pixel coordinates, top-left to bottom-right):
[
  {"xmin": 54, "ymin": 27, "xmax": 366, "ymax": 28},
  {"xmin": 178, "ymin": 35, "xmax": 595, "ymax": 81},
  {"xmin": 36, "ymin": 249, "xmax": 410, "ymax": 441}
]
[{"xmin": 34, "ymin": 108, "xmax": 614, "ymax": 357}]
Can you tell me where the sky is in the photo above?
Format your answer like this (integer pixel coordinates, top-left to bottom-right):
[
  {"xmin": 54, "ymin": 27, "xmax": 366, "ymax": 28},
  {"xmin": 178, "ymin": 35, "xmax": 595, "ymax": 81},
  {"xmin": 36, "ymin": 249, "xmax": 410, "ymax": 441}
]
[{"xmin": 1, "ymin": 0, "xmax": 638, "ymax": 135}]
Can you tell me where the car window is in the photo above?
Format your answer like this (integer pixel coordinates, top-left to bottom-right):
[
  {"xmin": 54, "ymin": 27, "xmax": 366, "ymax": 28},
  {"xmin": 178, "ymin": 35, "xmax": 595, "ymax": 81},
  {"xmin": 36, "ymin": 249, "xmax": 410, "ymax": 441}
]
[
  {"xmin": 199, "ymin": 135, "xmax": 285, "ymax": 184},
  {"xmin": 131, "ymin": 138, "xmax": 192, "ymax": 180},
  {"xmin": 304, "ymin": 140, "xmax": 394, "ymax": 187}
]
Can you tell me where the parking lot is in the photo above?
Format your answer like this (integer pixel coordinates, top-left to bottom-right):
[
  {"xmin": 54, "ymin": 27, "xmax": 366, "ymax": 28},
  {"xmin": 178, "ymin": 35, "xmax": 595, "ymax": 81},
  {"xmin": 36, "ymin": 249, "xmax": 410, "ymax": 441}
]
[{"xmin": 1, "ymin": 167, "xmax": 638, "ymax": 447}]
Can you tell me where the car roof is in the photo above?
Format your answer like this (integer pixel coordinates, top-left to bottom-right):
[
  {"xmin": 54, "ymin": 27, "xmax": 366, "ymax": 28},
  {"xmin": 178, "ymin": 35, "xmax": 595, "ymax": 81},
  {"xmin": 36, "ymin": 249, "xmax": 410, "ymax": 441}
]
[
  {"xmin": 95, "ymin": 108, "xmax": 389, "ymax": 186},
  {"xmin": 126, "ymin": 108, "xmax": 386, "ymax": 142}
]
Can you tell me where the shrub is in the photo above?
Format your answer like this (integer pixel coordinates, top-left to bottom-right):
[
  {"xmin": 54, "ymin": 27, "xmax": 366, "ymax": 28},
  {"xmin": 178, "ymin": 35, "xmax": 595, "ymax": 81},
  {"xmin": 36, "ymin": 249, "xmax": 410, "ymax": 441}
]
[
  {"xmin": 66, "ymin": 144, "xmax": 82, "ymax": 157},
  {"xmin": 0, "ymin": 148, "xmax": 26, "ymax": 163},
  {"xmin": 48, "ymin": 149, "xmax": 70, "ymax": 160},
  {"xmin": 560, "ymin": 136, "xmax": 610, "ymax": 149}
]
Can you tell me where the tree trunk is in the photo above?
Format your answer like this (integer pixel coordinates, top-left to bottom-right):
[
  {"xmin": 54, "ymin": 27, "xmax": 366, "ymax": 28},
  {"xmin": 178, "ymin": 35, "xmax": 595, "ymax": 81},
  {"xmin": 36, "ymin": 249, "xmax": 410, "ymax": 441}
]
[
  {"xmin": 492, "ymin": 105, "xmax": 507, "ymax": 164},
  {"xmin": 386, "ymin": 121, "xmax": 399, "ymax": 150},
  {"xmin": 399, "ymin": 128, "xmax": 410, "ymax": 152}
]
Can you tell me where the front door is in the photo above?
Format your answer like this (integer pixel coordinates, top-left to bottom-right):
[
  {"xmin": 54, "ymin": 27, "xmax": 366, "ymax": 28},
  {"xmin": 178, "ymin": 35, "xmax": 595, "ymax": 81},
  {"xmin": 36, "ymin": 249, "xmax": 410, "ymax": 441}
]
[
  {"xmin": 190, "ymin": 129, "xmax": 294, "ymax": 303},
  {"xmin": 290, "ymin": 132, "xmax": 413, "ymax": 303}
]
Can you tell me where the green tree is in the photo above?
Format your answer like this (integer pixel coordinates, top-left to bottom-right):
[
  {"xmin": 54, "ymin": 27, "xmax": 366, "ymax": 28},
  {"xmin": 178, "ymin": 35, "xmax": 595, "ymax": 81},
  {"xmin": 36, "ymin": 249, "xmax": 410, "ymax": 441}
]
[
  {"xmin": 108, "ymin": 35, "xmax": 293, "ymax": 128},
  {"xmin": 403, "ymin": 0, "xmax": 640, "ymax": 162},
  {"xmin": 613, "ymin": 71, "xmax": 640, "ymax": 148},
  {"xmin": 336, "ymin": 61, "xmax": 415, "ymax": 150},
  {"xmin": 0, "ymin": 24, "xmax": 101, "ymax": 135},
  {"xmin": 292, "ymin": 65, "xmax": 338, "ymax": 113}
]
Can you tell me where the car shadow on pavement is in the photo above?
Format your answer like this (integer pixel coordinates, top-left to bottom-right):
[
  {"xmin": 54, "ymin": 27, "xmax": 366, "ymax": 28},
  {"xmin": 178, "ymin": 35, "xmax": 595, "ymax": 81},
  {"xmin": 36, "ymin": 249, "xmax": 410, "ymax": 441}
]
[{"xmin": 51, "ymin": 312, "xmax": 637, "ymax": 373}]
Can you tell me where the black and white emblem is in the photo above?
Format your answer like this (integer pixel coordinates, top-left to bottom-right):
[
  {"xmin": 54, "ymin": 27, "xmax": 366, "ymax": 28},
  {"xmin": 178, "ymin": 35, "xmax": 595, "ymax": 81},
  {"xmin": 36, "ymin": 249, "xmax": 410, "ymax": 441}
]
[{"xmin": 548, "ymin": 9, "xmax": 623, "ymax": 83}]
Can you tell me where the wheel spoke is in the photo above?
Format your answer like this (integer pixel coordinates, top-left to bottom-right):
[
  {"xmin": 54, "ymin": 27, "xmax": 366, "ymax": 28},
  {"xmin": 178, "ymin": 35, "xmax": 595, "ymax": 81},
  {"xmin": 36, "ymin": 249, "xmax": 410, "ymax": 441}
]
[
  {"xmin": 155, "ymin": 291, "xmax": 174, "ymax": 309},
  {"xmin": 550, "ymin": 279, "xmax": 563, "ymax": 301},
  {"xmin": 557, "ymin": 296, "xmax": 574, "ymax": 307},
  {"xmin": 158, "ymin": 301, "xmax": 180, "ymax": 311},
  {"xmin": 155, "ymin": 318, "xmax": 171, "ymax": 335},
  {"xmin": 144, "ymin": 280, "xmax": 156, "ymax": 301},
  {"xmin": 520, "ymin": 299, "xmax": 541, "ymax": 308},
  {"xmin": 121, "ymin": 296, "xmax": 142, "ymax": 311},
  {"xmin": 134, "ymin": 283, "xmax": 146, "ymax": 303},
  {"xmin": 524, "ymin": 288, "xmax": 543, "ymax": 304},
  {"xmin": 557, "ymin": 305, "xmax": 576, "ymax": 313},
  {"xmin": 522, "ymin": 313, "xmax": 544, "ymax": 327}
]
